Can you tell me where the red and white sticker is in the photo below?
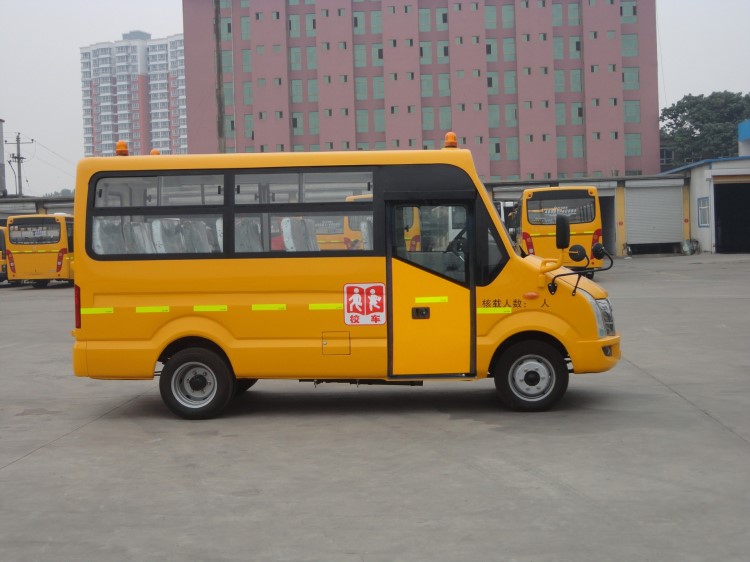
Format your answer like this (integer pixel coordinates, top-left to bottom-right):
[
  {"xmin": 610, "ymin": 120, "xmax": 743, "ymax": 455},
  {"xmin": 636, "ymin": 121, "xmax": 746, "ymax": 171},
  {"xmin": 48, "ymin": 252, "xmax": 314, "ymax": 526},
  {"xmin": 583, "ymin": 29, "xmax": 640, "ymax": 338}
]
[{"xmin": 344, "ymin": 283, "xmax": 386, "ymax": 325}]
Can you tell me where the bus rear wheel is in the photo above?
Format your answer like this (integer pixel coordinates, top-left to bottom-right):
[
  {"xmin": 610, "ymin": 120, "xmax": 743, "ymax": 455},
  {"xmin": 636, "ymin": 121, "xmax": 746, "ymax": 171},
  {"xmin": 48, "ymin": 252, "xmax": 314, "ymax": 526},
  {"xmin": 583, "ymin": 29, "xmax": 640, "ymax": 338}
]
[
  {"xmin": 159, "ymin": 348, "xmax": 235, "ymax": 419},
  {"xmin": 493, "ymin": 341, "xmax": 568, "ymax": 411}
]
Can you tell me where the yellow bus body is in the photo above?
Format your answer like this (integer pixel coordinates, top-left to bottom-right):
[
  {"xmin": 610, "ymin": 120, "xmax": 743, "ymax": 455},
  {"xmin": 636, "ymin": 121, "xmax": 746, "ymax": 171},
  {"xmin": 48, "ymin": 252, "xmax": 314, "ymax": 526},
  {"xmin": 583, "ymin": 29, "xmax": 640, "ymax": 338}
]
[
  {"xmin": 513, "ymin": 186, "xmax": 604, "ymax": 271},
  {"xmin": 6, "ymin": 214, "xmax": 74, "ymax": 285},
  {"xmin": 73, "ymin": 139, "xmax": 620, "ymax": 418}
]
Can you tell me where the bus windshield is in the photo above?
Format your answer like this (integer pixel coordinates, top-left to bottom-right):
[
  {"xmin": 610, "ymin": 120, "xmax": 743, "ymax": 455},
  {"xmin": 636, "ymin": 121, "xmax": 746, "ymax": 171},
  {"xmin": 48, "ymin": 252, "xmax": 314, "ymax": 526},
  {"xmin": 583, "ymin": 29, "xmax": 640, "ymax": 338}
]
[
  {"xmin": 526, "ymin": 191, "xmax": 597, "ymax": 225},
  {"xmin": 9, "ymin": 217, "xmax": 62, "ymax": 244}
]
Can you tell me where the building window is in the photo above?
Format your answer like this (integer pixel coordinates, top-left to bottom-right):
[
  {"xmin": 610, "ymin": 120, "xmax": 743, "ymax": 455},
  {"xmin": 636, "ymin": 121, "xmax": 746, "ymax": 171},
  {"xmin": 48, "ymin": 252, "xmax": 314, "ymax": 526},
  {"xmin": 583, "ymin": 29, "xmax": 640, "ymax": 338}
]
[
  {"xmin": 621, "ymin": 34, "xmax": 638, "ymax": 57},
  {"xmin": 570, "ymin": 69, "xmax": 582, "ymax": 92},
  {"xmin": 502, "ymin": 38, "xmax": 516, "ymax": 61},
  {"xmin": 698, "ymin": 197, "xmax": 710, "ymax": 228},
  {"xmin": 506, "ymin": 137, "xmax": 519, "ymax": 160},
  {"xmin": 306, "ymin": 46, "xmax": 317, "ymax": 69},
  {"xmin": 289, "ymin": 15, "xmax": 300, "ymax": 37},
  {"xmin": 488, "ymin": 105, "xmax": 500, "ymax": 128},
  {"xmin": 487, "ymin": 72, "xmax": 499, "ymax": 95},
  {"xmin": 571, "ymin": 103, "xmax": 583, "ymax": 124},
  {"xmin": 419, "ymin": 8, "xmax": 431, "ymax": 32},
  {"xmin": 421, "ymin": 74, "xmax": 433, "ymax": 97},
  {"xmin": 436, "ymin": 8, "xmax": 448, "ymax": 31},
  {"xmin": 439, "ymin": 106, "xmax": 451, "ymax": 130},
  {"xmin": 554, "ymin": 70, "xmax": 565, "ymax": 93},
  {"xmin": 624, "ymin": 100, "xmax": 641, "ymax": 123},
  {"xmin": 422, "ymin": 107, "xmax": 434, "ymax": 131},
  {"xmin": 621, "ymin": 1, "xmax": 637, "ymax": 23},
  {"xmin": 572, "ymin": 135, "xmax": 584, "ymax": 158},
  {"xmin": 555, "ymin": 103, "xmax": 566, "ymax": 126},
  {"xmin": 485, "ymin": 5, "xmax": 497, "ymax": 29},
  {"xmin": 505, "ymin": 104, "xmax": 518, "ymax": 127},
  {"xmin": 556, "ymin": 136, "xmax": 567, "ymax": 158},
  {"xmin": 438, "ymin": 73, "xmax": 451, "ymax": 97},
  {"xmin": 354, "ymin": 44, "xmax": 367, "ymax": 67},
  {"xmin": 623, "ymin": 67, "xmax": 640, "ymax": 90},
  {"xmin": 356, "ymin": 109, "xmax": 369, "ymax": 133},
  {"xmin": 625, "ymin": 133, "xmax": 641, "ymax": 156},
  {"xmin": 420, "ymin": 42, "xmax": 432, "ymax": 64},
  {"xmin": 504, "ymin": 70, "xmax": 516, "ymax": 94},
  {"xmin": 486, "ymin": 39, "xmax": 497, "ymax": 63},
  {"xmin": 568, "ymin": 3, "xmax": 580, "ymax": 25},
  {"xmin": 569, "ymin": 36, "xmax": 581, "ymax": 59},
  {"xmin": 490, "ymin": 137, "xmax": 501, "ymax": 160},
  {"xmin": 437, "ymin": 41, "xmax": 449, "ymax": 64},
  {"xmin": 501, "ymin": 4, "xmax": 515, "ymax": 28}
]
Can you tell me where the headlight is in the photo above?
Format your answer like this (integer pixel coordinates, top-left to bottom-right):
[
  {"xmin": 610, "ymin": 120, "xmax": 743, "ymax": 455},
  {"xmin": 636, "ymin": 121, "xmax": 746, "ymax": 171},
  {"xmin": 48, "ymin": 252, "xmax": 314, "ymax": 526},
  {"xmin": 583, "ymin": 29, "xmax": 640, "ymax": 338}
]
[
  {"xmin": 581, "ymin": 292, "xmax": 616, "ymax": 337},
  {"xmin": 596, "ymin": 298, "xmax": 616, "ymax": 336}
]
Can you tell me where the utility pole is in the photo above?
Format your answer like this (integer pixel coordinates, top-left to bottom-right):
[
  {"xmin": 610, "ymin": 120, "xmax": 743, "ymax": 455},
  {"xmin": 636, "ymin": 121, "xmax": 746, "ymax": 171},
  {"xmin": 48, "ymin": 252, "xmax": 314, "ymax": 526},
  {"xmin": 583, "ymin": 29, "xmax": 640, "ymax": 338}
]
[{"xmin": 5, "ymin": 132, "xmax": 34, "ymax": 196}]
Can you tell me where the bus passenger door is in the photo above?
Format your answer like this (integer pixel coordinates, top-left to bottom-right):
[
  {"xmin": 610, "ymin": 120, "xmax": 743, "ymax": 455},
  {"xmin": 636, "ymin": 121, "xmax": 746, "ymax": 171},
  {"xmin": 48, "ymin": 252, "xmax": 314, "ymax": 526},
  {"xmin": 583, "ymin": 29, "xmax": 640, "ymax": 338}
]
[{"xmin": 387, "ymin": 203, "xmax": 474, "ymax": 377}]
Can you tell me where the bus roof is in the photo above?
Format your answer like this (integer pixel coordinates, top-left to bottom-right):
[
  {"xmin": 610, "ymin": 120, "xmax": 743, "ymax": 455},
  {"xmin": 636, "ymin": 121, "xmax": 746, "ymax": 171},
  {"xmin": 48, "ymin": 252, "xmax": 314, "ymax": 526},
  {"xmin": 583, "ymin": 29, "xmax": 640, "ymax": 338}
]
[{"xmin": 75, "ymin": 147, "xmax": 479, "ymax": 178}]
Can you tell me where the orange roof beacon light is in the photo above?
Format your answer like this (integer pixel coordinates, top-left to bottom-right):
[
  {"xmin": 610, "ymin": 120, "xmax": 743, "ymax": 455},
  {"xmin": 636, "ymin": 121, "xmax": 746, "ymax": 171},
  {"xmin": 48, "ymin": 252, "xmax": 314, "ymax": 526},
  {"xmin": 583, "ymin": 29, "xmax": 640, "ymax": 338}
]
[
  {"xmin": 115, "ymin": 140, "xmax": 129, "ymax": 156},
  {"xmin": 150, "ymin": 149, "xmax": 161, "ymax": 155},
  {"xmin": 444, "ymin": 131, "xmax": 458, "ymax": 149}
]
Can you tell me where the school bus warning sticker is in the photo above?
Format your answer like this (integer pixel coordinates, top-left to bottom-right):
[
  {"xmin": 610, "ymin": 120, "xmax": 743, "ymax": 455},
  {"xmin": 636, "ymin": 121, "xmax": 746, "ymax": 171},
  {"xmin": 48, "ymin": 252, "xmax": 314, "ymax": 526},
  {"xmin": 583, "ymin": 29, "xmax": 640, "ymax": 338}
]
[{"xmin": 344, "ymin": 283, "xmax": 386, "ymax": 325}]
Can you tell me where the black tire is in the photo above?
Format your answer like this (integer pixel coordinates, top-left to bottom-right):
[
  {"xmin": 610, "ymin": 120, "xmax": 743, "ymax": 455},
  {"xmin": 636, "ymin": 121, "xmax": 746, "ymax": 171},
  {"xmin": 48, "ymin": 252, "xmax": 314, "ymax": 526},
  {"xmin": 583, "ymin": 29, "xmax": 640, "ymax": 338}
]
[
  {"xmin": 493, "ymin": 341, "xmax": 569, "ymax": 411},
  {"xmin": 584, "ymin": 271, "xmax": 595, "ymax": 280},
  {"xmin": 159, "ymin": 348, "xmax": 235, "ymax": 419},
  {"xmin": 234, "ymin": 378, "xmax": 258, "ymax": 395}
]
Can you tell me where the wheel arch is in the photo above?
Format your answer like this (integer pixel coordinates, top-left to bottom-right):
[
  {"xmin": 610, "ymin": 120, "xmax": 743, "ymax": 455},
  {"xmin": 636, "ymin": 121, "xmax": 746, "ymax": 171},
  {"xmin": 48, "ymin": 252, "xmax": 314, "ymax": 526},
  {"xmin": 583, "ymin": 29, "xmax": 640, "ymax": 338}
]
[
  {"xmin": 488, "ymin": 331, "xmax": 568, "ymax": 378},
  {"xmin": 158, "ymin": 336, "xmax": 234, "ymax": 376}
]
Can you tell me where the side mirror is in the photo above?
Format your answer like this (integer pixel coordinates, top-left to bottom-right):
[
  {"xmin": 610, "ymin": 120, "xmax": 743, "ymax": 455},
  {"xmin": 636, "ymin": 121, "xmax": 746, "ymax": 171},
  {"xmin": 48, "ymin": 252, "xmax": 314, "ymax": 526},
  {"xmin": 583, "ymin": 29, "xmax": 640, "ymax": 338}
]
[
  {"xmin": 555, "ymin": 214, "xmax": 570, "ymax": 249},
  {"xmin": 592, "ymin": 243, "xmax": 606, "ymax": 260},
  {"xmin": 568, "ymin": 244, "xmax": 588, "ymax": 263}
]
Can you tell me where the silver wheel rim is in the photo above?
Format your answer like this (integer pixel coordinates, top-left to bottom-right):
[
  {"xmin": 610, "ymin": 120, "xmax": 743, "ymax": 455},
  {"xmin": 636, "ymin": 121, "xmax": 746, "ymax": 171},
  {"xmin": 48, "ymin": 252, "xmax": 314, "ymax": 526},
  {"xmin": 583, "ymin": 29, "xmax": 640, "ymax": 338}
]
[
  {"xmin": 508, "ymin": 354, "xmax": 555, "ymax": 402},
  {"xmin": 171, "ymin": 361, "xmax": 218, "ymax": 409}
]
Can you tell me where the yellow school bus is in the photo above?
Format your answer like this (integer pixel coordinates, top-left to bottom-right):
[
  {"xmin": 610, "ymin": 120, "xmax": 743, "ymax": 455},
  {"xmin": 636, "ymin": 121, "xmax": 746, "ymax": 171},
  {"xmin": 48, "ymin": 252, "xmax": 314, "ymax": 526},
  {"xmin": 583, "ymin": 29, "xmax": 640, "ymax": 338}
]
[
  {"xmin": 72, "ymin": 134, "xmax": 620, "ymax": 419},
  {"xmin": 0, "ymin": 226, "xmax": 7, "ymax": 283},
  {"xmin": 6, "ymin": 214, "xmax": 75, "ymax": 287},
  {"xmin": 508, "ymin": 186, "xmax": 603, "ymax": 275}
]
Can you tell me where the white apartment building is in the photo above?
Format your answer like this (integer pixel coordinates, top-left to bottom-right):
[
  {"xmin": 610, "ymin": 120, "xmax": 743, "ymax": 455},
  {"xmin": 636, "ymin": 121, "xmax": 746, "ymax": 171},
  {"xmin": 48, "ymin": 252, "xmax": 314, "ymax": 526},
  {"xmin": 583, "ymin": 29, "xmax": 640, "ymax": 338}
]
[{"xmin": 81, "ymin": 31, "xmax": 187, "ymax": 156}]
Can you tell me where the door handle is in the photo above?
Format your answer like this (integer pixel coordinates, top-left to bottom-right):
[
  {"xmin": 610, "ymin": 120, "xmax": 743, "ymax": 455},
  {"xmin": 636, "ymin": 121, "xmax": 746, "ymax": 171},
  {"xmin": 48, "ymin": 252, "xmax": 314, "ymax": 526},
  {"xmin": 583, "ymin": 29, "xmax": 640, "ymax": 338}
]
[{"xmin": 412, "ymin": 307, "xmax": 430, "ymax": 319}]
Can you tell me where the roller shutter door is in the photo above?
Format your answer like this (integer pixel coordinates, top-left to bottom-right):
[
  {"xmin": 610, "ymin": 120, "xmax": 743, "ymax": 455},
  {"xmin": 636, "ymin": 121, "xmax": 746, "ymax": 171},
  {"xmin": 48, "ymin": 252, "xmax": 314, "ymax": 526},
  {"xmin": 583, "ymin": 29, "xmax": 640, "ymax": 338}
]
[{"xmin": 625, "ymin": 186, "xmax": 683, "ymax": 244}]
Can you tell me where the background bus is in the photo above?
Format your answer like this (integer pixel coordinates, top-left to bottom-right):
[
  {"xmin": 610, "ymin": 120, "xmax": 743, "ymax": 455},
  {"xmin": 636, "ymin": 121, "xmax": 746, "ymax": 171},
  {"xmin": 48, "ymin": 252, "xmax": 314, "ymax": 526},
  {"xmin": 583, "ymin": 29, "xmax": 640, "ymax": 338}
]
[
  {"xmin": 507, "ymin": 186, "xmax": 603, "ymax": 274},
  {"xmin": 6, "ymin": 214, "xmax": 75, "ymax": 287},
  {"xmin": 0, "ymin": 226, "xmax": 7, "ymax": 283}
]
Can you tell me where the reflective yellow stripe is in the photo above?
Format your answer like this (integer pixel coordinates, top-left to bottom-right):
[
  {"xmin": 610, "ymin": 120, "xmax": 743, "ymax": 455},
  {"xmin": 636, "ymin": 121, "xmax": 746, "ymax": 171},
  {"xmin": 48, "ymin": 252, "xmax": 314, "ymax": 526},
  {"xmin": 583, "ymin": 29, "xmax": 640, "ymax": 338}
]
[
  {"xmin": 193, "ymin": 305, "xmax": 227, "ymax": 312},
  {"xmin": 309, "ymin": 303, "xmax": 343, "ymax": 310},
  {"xmin": 136, "ymin": 306, "xmax": 170, "ymax": 314},
  {"xmin": 477, "ymin": 307, "xmax": 512, "ymax": 315},
  {"xmin": 252, "ymin": 304, "xmax": 286, "ymax": 311},
  {"xmin": 415, "ymin": 296, "xmax": 448, "ymax": 304},
  {"xmin": 9, "ymin": 249, "xmax": 59, "ymax": 254},
  {"xmin": 80, "ymin": 307, "xmax": 114, "ymax": 315}
]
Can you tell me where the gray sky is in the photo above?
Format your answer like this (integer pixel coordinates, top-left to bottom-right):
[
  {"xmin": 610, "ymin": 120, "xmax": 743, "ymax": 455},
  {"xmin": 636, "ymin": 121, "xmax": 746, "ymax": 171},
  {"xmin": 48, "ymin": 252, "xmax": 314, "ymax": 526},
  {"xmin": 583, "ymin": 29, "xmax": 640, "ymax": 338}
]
[{"xmin": 1, "ymin": 0, "xmax": 749, "ymax": 196}]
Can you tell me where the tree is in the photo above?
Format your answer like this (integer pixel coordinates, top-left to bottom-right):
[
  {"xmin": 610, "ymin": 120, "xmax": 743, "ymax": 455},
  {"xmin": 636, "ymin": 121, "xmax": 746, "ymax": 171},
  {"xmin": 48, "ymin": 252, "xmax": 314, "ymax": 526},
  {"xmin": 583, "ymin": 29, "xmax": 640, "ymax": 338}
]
[{"xmin": 660, "ymin": 91, "xmax": 750, "ymax": 167}]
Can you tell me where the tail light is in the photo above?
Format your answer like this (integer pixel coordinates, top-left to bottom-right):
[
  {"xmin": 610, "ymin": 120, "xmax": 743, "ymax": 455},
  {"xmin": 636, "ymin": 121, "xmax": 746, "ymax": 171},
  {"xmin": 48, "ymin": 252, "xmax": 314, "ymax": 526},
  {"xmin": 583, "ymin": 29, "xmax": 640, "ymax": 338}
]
[
  {"xmin": 591, "ymin": 228, "xmax": 602, "ymax": 255},
  {"xmin": 6, "ymin": 250, "xmax": 15, "ymax": 273},
  {"xmin": 75, "ymin": 284, "xmax": 81, "ymax": 329},
  {"xmin": 521, "ymin": 232, "xmax": 535, "ymax": 255},
  {"xmin": 56, "ymin": 248, "xmax": 68, "ymax": 272}
]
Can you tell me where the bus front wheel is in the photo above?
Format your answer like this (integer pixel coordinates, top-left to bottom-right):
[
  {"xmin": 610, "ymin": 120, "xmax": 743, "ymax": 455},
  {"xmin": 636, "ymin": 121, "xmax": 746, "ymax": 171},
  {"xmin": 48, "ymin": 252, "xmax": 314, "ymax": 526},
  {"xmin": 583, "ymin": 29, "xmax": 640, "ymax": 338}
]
[
  {"xmin": 493, "ymin": 341, "xmax": 569, "ymax": 411},
  {"xmin": 159, "ymin": 348, "xmax": 235, "ymax": 419}
]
